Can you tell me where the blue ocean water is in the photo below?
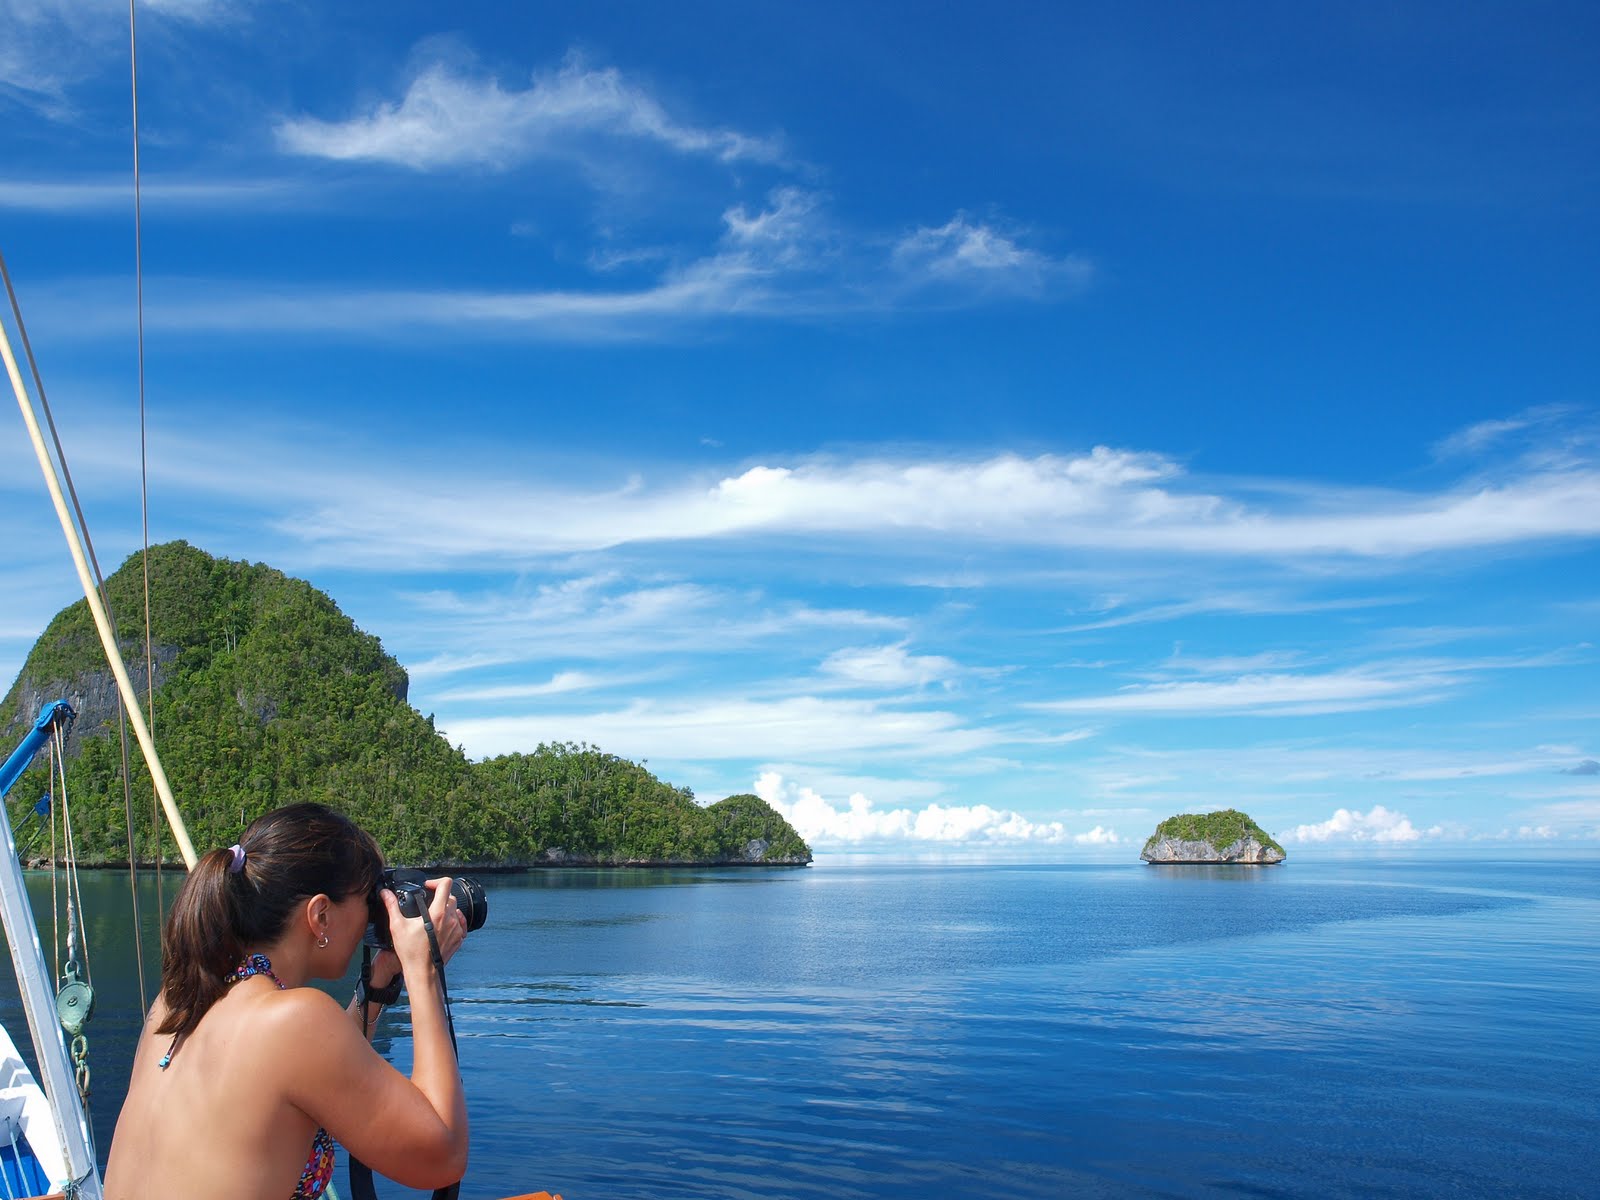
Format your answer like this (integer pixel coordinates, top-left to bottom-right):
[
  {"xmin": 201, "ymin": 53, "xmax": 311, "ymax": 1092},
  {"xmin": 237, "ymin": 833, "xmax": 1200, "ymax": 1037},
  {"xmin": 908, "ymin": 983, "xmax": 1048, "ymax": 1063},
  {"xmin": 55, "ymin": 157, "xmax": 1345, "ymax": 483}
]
[{"xmin": 4, "ymin": 857, "xmax": 1597, "ymax": 1198}]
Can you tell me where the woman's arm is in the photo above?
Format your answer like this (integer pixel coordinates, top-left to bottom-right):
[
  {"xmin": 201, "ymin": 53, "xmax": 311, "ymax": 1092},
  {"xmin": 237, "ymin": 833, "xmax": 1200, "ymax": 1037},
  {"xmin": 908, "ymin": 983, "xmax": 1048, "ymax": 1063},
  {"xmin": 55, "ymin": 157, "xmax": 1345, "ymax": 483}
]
[{"xmin": 285, "ymin": 885, "xmax": 471, "ymax": 1188}]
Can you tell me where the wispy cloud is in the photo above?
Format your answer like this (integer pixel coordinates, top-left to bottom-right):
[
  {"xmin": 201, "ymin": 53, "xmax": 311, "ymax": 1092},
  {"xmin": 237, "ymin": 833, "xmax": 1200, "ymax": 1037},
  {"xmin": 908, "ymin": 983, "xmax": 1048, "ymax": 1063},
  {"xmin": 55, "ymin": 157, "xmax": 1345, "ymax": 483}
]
[
  {"xmin": 0, "ymin": 176, "xmax": 309, "ymax": 213},
  {"xmin": 1067, "ymin": 742, "xmax": 1600, "ymax": 804},
  {"xmin": 1160, "ymin": 649, "xmax": 1312, "ymax": 673},
  {"xmin": 0, "ymin": 0, "xmax": 243, "ymax": 116},
  {"xmin": 892, "ymin": 215, "xmax": 1091, "ymax": 296},
  {"xmin": 440, "ymin": 695, "xmax": 1019, "ymax": 762},
  {"xmin": 1033, "ymin": 668, "xmax": 1451, "ymax": 718},
  {"xmin": 1431, "ymin": 405, "xmax": 1577, "ymax": 460},
  {"xmin": 429, "ymin": 670, "xmax": 632, "ymax": 703},
  {"xmin": 1057, "ymin": 593, "xmax": 1405, "ymax": 633},
  {"xmin": 1035, "ymin": 647, "xmax": 1583, "ymax": 720},
  {"xmin": 26, "ymin": 187, "xmax": 1079, "ymax": 339},
  {"xmin": 391, "ymin": 576, "xmax": 905, "ymax": 678},
  {"xmin": 276, "ymin": 53, "xmax": 785, "ymax": 171},
  {"xmin": 1433, "ymin": 417, "xmax": 1533, "ymax": 460}
]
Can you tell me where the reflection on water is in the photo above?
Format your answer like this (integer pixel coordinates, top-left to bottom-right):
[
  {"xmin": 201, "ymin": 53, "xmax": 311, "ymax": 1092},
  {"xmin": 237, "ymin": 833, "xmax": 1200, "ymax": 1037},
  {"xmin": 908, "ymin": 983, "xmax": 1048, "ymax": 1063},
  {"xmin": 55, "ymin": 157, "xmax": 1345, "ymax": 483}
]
[
  {"xmin": 0, "ymin": 859, "xmax": 1594, "ymax": 1198},
  {"xmin": 1142, "ymin": 862, "xmax": 1283, "ymax": 881}
]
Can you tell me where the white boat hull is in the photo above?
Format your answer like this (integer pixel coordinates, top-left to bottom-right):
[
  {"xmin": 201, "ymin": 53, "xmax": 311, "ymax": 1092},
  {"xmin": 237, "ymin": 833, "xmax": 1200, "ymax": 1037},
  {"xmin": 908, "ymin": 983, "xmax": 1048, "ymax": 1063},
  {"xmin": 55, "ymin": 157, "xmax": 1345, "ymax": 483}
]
[{"xmin": 0, "ymin": 1019, "xmax": 70, "ymax": 1198}]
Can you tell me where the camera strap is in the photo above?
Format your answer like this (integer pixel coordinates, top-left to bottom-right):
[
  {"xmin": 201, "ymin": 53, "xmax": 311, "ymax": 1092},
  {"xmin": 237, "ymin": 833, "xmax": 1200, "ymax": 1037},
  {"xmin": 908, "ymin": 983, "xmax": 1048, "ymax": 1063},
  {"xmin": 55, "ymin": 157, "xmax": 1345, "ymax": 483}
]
[{"xmin": 349, "ymin": 909, "xmax": 461, "ymax": 1200}]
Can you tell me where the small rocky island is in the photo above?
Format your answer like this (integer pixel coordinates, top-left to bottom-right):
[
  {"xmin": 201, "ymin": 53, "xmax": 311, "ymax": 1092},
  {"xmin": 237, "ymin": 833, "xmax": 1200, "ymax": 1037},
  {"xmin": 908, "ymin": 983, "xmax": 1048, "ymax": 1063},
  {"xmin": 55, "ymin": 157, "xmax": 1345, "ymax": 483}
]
[{"xmin": 1141, "ymin": 809, "xmax": 1286, "ymax": 864}]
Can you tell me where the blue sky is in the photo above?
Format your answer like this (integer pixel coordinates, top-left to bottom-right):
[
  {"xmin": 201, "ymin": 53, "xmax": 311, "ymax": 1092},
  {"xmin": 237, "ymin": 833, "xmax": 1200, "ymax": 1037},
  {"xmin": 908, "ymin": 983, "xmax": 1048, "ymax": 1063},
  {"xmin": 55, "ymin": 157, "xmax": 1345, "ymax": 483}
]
[{"xmin": 2, "ymin": 1, "xmax": 1596, "ymax": 854}]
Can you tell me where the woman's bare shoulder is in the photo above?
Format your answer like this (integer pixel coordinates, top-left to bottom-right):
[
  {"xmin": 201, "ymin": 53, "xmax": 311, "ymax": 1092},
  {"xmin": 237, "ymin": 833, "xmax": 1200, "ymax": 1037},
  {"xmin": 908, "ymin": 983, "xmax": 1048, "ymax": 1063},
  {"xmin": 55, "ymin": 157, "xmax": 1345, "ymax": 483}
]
[
  {"xmin": 255, "ymin": 984, "xmax": 354, "ymax": 1036},
  {"xmin": 178, "ymin": 985, "xmax": 358, "ymax": 1078}
]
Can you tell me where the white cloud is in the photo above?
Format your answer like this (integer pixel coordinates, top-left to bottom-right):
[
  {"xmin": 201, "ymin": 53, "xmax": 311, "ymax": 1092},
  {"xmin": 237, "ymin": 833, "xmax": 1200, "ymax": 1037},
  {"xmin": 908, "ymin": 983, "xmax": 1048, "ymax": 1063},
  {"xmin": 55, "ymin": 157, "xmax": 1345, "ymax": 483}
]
[
  {"xmin": 1073, "ymin": 825, "xmax": 1121, "ymax": 845},
  {"xmin": 32, "ymin": 418, "xmax": 1592, "ymax": 574},
  {"xmin": 1283, "ymin": 805, "xmax": 1444, "ymax": 844},
  {"xmin": 754, "ymin": 771, "xmax": 1105, "ymax": 846},
  {"xmin": 819, "ymin": 643, "xmax": 958, "ymax": 689},
  {"xmin": 276, "ymin": 54, "xmax": 783, "ymax": 170},
  {"xmin": 12, "ymin": 409, "xmax": 1600, "ymax": 582}
]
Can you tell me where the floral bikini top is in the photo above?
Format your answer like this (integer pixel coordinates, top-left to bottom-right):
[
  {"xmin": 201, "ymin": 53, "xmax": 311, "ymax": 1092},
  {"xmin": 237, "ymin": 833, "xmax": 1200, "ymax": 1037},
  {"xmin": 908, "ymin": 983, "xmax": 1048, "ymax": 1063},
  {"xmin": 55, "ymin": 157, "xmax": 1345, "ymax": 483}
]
[
  {"xmin": 159, "ymin": 953, "xmax": 337, "ymax": 1200},
  {"xmin": 295, "ymin": 1127, "xmax": 337, "ymax": 1200}
]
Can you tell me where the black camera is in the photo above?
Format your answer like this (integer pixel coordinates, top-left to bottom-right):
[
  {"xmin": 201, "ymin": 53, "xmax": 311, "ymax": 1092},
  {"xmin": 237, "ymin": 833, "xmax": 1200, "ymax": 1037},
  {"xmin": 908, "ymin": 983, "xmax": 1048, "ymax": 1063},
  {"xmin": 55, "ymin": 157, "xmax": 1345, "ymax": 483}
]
[{"xmin": 367, "ymin": 867, "xmax": 488, "ymax": 949}]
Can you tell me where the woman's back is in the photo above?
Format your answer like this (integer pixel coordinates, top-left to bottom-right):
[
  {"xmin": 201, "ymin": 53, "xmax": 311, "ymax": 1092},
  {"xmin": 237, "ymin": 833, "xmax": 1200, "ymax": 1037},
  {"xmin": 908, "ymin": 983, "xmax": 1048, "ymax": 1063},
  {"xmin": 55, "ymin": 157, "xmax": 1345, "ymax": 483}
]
[{"xmin": 109, "ymin": 982, "xmax": 332, "ymax": 1200}]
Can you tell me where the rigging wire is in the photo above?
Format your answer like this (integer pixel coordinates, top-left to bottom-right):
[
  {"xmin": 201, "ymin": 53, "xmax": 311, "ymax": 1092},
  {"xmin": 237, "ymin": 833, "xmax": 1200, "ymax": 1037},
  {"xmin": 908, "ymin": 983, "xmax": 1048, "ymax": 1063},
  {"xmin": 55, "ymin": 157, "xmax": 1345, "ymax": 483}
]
[{"xmin": 126, "ymin": 0, "xmax": 155, "ymax": 1012}]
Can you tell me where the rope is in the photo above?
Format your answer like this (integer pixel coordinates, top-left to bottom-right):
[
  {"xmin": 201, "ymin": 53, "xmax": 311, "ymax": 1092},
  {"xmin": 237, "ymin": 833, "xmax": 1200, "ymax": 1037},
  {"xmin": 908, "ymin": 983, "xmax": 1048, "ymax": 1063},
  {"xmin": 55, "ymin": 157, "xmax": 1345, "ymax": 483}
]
[
  {"xmin": 49, "ymin": 754, "xmax": 59, "ymax": 982},
  {"xmin": 55, "ymin": 724, "xmax": 92, "ymax": 986}
]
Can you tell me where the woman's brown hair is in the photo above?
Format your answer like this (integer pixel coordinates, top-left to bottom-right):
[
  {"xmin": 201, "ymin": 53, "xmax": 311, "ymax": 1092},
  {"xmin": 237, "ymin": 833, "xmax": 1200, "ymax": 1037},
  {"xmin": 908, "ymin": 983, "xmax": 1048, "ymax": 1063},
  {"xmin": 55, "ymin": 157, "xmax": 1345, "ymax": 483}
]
[{"xmin": 157, "ymin": 802, "xmax": 383, "ymax": 1037}]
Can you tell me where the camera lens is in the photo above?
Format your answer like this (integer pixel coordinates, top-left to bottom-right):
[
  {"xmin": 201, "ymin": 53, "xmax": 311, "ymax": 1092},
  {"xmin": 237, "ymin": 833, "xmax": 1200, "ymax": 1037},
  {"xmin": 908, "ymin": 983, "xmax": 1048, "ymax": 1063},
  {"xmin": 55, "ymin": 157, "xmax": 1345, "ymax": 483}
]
[{"xmin": 451, "ymin": 876, "xmax": 488, "ymax": 932}]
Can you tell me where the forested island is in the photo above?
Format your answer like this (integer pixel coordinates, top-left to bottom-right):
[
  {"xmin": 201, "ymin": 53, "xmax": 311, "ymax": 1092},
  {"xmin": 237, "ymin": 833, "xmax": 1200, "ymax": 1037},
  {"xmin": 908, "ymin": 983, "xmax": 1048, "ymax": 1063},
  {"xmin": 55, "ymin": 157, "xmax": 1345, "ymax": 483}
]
[
  {"xmin": 1140, "ymin": 809, "xmax": 1285, "ymax": 864},
  {"xmin": 0, "ymin": 542, "xmax": 810, "ymax": 868}
]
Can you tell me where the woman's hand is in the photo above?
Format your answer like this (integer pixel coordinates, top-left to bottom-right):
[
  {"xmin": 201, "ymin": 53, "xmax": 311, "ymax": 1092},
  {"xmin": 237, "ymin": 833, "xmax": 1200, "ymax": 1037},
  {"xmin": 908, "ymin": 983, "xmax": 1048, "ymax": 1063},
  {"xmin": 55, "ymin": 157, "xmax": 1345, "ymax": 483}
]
[
  {"xmin": 376, "ymin": 878, "xmax": 470, "ymax": 977},
  {"xmin": 424, "ymin": 876, "xmax": 470, "ymax": 966}
]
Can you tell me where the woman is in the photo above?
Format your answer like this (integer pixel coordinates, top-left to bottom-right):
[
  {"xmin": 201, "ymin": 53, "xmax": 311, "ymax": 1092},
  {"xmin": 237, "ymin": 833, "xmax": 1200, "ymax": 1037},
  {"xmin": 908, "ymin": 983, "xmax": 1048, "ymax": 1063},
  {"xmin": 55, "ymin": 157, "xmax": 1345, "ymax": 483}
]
[{"xmin": 104, "ymin": 802, "xmax": 471, "ymax": 1200}]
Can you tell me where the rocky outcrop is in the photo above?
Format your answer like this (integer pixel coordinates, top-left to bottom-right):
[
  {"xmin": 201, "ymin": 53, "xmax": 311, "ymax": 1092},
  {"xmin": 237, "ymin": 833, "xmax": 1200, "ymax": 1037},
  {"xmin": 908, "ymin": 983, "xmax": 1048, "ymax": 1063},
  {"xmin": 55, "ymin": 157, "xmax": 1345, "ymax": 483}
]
[
  {"xmin": 4, "ymin": 646, "xmax": 177, "ymax": 759},
  {"xmin": 1140, "ymin": 835, "xmax": 1284, "ymax": 864}
]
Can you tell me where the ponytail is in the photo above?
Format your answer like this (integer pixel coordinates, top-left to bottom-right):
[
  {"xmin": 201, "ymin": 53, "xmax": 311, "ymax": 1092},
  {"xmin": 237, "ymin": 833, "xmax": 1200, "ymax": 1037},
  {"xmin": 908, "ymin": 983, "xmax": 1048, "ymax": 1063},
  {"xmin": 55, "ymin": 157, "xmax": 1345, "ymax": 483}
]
[
  {"xmin": 157, "ymin": 848, "xmax": 244, "ymax": 1036},
  {"xmin": 157, "ymin": 803, "xmax": 383, "ymax": 1037}
]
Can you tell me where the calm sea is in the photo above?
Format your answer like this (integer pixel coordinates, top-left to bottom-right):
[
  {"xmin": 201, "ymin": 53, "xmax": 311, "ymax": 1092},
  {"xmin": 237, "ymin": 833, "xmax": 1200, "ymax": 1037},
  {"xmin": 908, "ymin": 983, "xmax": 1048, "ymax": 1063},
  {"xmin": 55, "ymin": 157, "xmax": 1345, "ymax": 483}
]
[{"xmin": 2, "ymin": 857, "xmax": 1595, "ymax": 1199}]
